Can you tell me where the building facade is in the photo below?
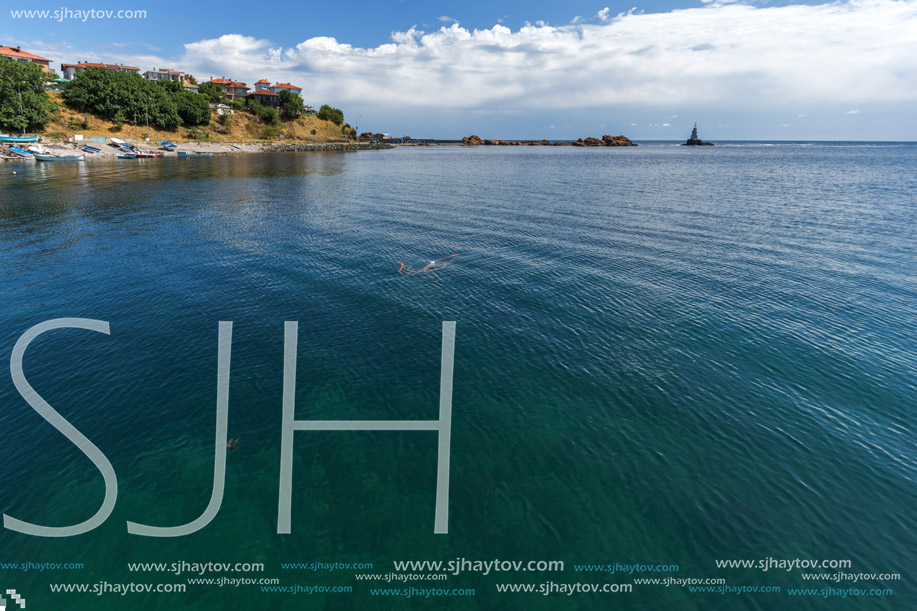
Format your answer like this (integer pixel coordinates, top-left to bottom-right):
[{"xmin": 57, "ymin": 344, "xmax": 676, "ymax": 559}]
[
  {"xmin": 61, "ymin": 61, "xmax": 140, "ymax": 80},
  {"xmin": 143, "ymin": 68, "xmax": 183, "ymax": 82},
  {"xmin": 0, "ymin": 46, "xmax": 53, "ymax": 72}
]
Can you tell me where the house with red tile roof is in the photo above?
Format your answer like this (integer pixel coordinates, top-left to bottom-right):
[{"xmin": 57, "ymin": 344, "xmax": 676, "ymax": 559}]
[
  {"xmin": 244, "ymin": 88, "xmax": 280, "ymax": 107},
  {"xmin": 207, "ymin": 77, "xmax": 250, "ymax": 101},
  {"xmin": 0, "ymin": 45, "xmax": 53, "ymax": 72},
  {"xmin": 60, "ymin": 61, "xmax": 140, "ymax": 80},
  {"xmin": 254, "ymin": 79, "xmax": 271, "ymax": 87},
  {"xmin": 144, "ymin": 67, "xmax": 183, "ymax": 82},
  {"xmin": 268, "ymin": 82, "xmax": 302, "ymax": 96}
]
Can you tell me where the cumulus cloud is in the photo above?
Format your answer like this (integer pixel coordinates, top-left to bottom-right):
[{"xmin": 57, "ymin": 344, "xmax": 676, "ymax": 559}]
[
  {"xmin": 156, "ymin": 0, "xmax": 917, "ymax": 115},
  {"xmin": 22, "ymin": 0, "xmax": 917, "ymax": 136}
]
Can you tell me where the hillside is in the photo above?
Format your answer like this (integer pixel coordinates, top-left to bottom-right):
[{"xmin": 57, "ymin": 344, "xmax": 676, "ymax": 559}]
[{"xmin": 42, "ymin": 92, "xmax": 354, "ymax": 145}]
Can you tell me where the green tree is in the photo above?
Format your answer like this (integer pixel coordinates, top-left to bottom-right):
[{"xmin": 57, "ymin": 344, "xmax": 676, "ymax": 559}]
[
  {"xmin": 317, "ymin": 104, "xmax": 344, "ymax": 126},
  {"xmin": 197, "ymin": 81, "xmax": 226, "ymax": 103},
  {"xmin": 63, "ymin": 68, "xmax": 185, "ymax": 129},
  {"xmin": 175, "ymin": 90, "xmax": 210, "ymax": 126},
  {"xmin": 260, "ymin": 106, "xmax": 279, "ymax": 126},
  {"xmin": 0, "ymin": 57, "xmax": 53, "ymax": 133},
  {"xmin": 278, "ymin": 89, "xmax": 304, "ymax": 120},
  {"xmin": 157, "ymin": 79, "xmax": 184, "ymax": 94}
]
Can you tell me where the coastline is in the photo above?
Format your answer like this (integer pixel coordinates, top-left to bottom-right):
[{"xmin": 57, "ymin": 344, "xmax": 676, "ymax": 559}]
[{"xmin": 2, "ymin": 139, "xmax": 394, "ymax": 162}]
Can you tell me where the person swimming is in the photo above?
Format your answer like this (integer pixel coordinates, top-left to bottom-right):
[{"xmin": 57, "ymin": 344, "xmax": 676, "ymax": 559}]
[{"xmin": 399, "ymin": 253, "xmax": 460, "ymax": 275}]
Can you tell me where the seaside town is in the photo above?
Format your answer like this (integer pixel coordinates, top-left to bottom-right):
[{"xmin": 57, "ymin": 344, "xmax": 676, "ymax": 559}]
[
  {"xmin": 0, "ymin": 43, "xmax": 408, "ymax": 161},
  {"xmin": 0, "ymin": 43, "xmax": 648, "ymax": 162}
]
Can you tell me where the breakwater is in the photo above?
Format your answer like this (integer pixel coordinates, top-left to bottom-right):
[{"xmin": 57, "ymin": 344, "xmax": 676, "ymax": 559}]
[{"xmin": 262, "ymin": 142, "xmax": 395, "ymax": 152}]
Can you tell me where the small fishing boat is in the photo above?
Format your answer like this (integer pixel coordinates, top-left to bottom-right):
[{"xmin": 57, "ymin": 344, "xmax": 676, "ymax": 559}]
[
  {"xmin": 0, "ymin": 134, "xmax": 39, "ymax": 143},
  {"xmin": 9, "ymin": 147, "xmax": 34, "ymax": 157},
  {"xmin": 81, "ymin": 145, "xmax": 101, "ymax": 153},
  {"xmin": 117, "ymin": 154, "xmax": 136, "ymax": 159},
  {"xmin": 110, "ymin": 137, "xmax": 126, "ymax": 145},
  {"xmin": 161, "ymin": 140, "xmax": 177, "ymax": 150},
  {"xmin": 35, "ymin": 153, "xmax": 85, "ymax": 162},
  {"xmin": 134, "ymin": 151, "xmax": 160, "ymax": 158},
  {"xmin": 177, "ymin": 150, "xmax": 213, "ymax": 158}
]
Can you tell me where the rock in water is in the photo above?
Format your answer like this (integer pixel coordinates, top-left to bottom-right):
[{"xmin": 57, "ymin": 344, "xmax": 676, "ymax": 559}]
[{"xmin": 683, "ymin": 123, "xmax": 714, "ymax": 146}]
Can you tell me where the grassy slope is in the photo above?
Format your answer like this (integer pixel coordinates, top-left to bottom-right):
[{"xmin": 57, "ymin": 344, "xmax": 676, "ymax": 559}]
[{"xmin": 42, "ymin": 92, "xmax": 353, "ymax": 144}]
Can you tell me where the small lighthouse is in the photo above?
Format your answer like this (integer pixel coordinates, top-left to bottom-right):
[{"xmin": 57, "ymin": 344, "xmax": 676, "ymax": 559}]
[{"xmin": 683, "ymin": 123, "xmax": 714, "ymax": 146}]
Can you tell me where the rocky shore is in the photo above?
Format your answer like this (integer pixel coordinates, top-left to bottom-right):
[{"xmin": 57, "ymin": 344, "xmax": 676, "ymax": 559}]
[
  {"xmin": 461, "ymin": 134, "xmax": 636, "ymax": 147},
  {"xmin": 262, "ymin": 142, "xmax": 395, "ymax": 152},
  {"xmin": 1, "ymin": 139, "xmax": 394, "ymax": 162}
]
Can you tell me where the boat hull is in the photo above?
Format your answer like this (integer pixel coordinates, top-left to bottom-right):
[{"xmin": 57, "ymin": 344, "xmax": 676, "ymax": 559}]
[
  {"xmin": 35, "ymin": 154, "xmax": 85, "ymax": 162},
  {"xmin": 1, "ymin": 135, "xmax": 40, "ymax": 143}
]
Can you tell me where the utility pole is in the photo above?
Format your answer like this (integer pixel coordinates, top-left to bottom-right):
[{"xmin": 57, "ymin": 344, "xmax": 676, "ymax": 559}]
[{"xmin": 146, "ymin": 97, "xmax": 151, "ymax": 141}]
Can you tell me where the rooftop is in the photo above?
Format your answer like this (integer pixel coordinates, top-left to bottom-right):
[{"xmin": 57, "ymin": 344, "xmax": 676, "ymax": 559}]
[
  {"xmin": 62, "ymin": 61, "xmax": 140, "ymax": 71},
  {"xmin": 248, "ymin": 88, "xmax": 279, "ymax": 97},
  {"xmin": 0, "ymin": 45, "xmax": 52, "ymax": 62}
]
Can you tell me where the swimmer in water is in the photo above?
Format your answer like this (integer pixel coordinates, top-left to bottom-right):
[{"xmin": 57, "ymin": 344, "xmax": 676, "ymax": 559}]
[{"xmin": 399, "ymin": 253, "xmax": 460, "ymax": 275}]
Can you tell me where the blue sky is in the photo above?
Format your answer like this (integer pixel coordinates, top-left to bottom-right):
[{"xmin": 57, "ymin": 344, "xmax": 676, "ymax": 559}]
[{"xmin": 3, "ymin": 0, "xmax": 917, "ymax": 139}]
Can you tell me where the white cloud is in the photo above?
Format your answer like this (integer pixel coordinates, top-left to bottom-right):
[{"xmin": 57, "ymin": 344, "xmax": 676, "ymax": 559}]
[
  {"xmin": 157, "ymin": 0, "xmax": 916, "ymax": 115},
  {"xmin": 846, "ymin": 109, "xmax": 861, "ymax": 114},
  {"xmin": 438, "ymin": 16, "xmax": 458, "ymax": 23},
  {"xmin": 662, "ymin": 122, "xmax": 671, "ymax": 126},
  {"xmin": 21, "ymin": 0, "xmax": 917, "ymax": 136}
]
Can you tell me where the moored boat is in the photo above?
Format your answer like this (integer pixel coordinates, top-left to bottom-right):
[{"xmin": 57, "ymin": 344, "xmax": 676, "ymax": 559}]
[
  {"xmin": 9, "ymin": 146, "xmax": 34, "ymax": 157},
  {"xmin": 177, "ymin": 150, "xmax": 213, "ymax": 157},
  {"xmin": 117, "ymin": 154, "xmax": 136, "ymax": 159},
  {"xmin": 0, "ymin": 134, "xmax": 39, "ymax": 143},
  {"xmin": 35, "ymin": 153, "xmax": 85, "ymax": 162},
  {"xmin": 82, "ymin": 145, "xmax": 101, "ymax": 153}
]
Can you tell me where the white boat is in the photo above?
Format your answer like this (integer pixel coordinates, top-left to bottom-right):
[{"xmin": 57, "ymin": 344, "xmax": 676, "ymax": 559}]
[{"xmin": 34, "ymin": 153, "xmax": 85, "ymax": 162}]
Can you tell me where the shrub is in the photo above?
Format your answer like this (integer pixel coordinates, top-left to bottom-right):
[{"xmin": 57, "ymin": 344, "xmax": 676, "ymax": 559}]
[{"xmin": 316, "ymin": 104, "xmax": 344, "ymax": 126}]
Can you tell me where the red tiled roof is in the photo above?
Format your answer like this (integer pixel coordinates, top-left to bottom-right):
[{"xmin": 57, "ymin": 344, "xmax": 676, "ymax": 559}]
[
  {"xmin": 247, "ymin": 88, "xmax": 278, "ymax": 96},
  {"xmin": 62, "ymin": 62, "xmax": 140, "ymax": 70},
  {"xmin": 0, "ymin": 46, "xmax": 51, "ymax": 62},
  {"xmin": 255, "ymin": 79, "xmax": 270, "ymax": 84},
  {"xmin": 272, "ymin": 83, "xmax": 301, "ymax": 90},
  {"xmin": 208, "ymin": 78, "xmax": 248, "ymax": 89}
]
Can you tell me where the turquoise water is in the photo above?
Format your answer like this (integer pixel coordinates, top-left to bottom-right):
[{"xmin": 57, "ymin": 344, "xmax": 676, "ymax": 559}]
[{"xmin": 0, "ymin": 143, "xmax": 915, "ymax": 609}]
